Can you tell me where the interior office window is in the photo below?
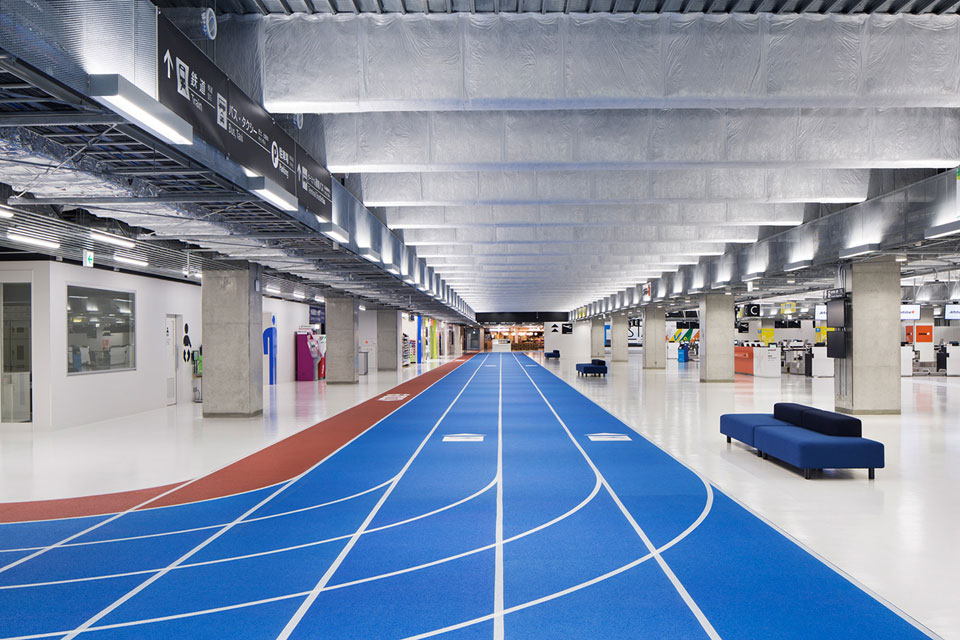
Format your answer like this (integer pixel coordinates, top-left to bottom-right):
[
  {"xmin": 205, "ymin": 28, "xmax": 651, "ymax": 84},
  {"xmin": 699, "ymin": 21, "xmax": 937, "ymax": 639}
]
[
  {"xmin": 67, "ymin": 286, "xmax": 135, "ymax": 374},
  {"xmin": 1, "ymin": 283, "xmax": 31, "ymax": 422}
]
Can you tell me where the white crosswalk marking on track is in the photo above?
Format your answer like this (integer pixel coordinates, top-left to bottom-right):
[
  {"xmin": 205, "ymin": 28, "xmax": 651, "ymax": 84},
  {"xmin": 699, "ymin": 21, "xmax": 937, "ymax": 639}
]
[
  {"xmin": 587, "ymin": 433, "xmax": 632, "ymax": 442},
  {"xmin": 442, "ymin": 434, "xmax": 485, "ymax": 442}
]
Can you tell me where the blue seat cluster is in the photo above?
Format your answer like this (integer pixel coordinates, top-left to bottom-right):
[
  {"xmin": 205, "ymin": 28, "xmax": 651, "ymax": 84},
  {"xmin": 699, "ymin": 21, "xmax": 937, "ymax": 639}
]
[
  {"xmin": 721, "ymin": 402, "xmax": 884, "ymax": 479},
  {"xmin": 575, "ymin": 359, "xmax": 607, "ymax": 376},
  {"xmin": 544, "ymin": 349, "xmax": 560, "ymax": 359}
]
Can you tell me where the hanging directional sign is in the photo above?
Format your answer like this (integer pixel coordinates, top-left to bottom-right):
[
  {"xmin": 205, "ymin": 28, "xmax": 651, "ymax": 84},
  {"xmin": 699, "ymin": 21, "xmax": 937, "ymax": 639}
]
[
  {"xmin": 156, "ymin": 13, "xmax": 312, "ymax": 209},
  {"xmin": 295, "ymin": 143, "xmax": 333, "ymax": 222},
  {"xmin": 157, "ymin": 15, "xmax": 228, "ymax": 150}
]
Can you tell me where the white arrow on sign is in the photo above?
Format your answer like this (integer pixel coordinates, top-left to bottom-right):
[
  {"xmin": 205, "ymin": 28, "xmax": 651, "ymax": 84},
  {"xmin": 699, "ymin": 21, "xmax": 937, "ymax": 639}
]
[{"xmin": 163, "ymin": 50, "xmax": 173, "ymax": 79}]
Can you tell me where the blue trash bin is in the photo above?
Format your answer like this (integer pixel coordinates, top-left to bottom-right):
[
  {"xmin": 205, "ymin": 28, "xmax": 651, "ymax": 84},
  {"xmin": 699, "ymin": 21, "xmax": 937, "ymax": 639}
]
[{"xmin": 678, "ymin": 344, "xmax": 689, "ymax": 363}]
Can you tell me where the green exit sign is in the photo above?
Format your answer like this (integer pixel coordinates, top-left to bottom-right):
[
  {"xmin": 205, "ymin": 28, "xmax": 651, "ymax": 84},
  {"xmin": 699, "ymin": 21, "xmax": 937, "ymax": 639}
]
[{"xmin": 83, "ymin": 249, "xmax": 94, "ymax": 268}]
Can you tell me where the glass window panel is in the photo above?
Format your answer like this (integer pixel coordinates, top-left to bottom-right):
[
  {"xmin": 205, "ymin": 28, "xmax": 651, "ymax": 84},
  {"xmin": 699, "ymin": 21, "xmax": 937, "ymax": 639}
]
[{"xmin": 67, "ymin": 285, "xmax": 135, "ymax": 374}]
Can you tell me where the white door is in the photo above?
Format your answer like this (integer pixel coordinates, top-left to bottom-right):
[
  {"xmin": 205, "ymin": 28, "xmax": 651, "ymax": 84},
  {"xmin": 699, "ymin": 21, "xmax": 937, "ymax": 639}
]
[{"xmin": 165, "ymin": 316, "xmax": 177, "ymax": 406}]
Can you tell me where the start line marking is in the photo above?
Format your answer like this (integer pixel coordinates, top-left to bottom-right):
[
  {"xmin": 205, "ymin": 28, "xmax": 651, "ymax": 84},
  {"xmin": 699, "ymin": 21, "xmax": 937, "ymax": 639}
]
[
  {"xmin": 378, "ymin": 394, "xmax": 409, "ymax": 402},
  {"xmin": 443, "ymin": 433, "xmax": 485, "ymax": 443},
  {"xmin": 586, "ymin": 433, "xmax": 632, "ymax": 442}
]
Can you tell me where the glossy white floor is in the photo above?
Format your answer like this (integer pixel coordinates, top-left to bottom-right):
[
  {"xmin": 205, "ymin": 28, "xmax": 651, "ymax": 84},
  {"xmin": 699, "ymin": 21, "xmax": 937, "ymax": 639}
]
[
  {"xmin": 0, "ymin": 358, "xmax": 455, "ymax": 503},
  {"xmin": 1, "ymin": 351, "xmax": 957, "ymax": 638},
  {"xmin": 537, "ymin": 348, "xmax": 958, "ymax": 640}
]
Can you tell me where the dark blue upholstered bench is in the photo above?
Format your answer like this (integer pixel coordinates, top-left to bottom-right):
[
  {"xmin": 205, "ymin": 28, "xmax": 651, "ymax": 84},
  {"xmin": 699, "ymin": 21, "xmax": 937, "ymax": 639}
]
[
  {"xmin": 544, "ymin": 350, "xmax": 560, "ymax": 359},
  {"xmin": 575, "ymin": 359, "xmax": 607, "ymax": 376},
  {"xmin": 721, "ymin": 402, "xmax": 884, "ymax": 479}
]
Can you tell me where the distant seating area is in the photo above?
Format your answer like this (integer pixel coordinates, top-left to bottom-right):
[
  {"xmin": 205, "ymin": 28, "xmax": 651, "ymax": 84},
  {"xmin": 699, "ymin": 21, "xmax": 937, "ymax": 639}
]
[
  {"xmin": 576, "ymin": 359, "xmax": 607, "ymax": 376},
  {"xmin": 544, "ymin": 350, "xmax": 560, "ymax": 359},
  {"xmin": 721, "ymin": 402, "xmax": 884, "ymax": 480}
]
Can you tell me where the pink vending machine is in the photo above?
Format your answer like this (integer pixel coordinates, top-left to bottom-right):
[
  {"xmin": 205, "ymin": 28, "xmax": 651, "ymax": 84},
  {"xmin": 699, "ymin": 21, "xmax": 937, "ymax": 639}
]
[{"xmin": 295, "ymin": 330, "xmax": 324, "ymax": 381}]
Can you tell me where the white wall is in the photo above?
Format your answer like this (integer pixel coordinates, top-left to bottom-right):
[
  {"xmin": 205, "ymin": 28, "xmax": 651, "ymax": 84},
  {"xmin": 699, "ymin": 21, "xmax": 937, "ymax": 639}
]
[
  {"xmin": 261, "ymin": 296, "xmax": 310, "ymax": 385},
  {"xmin": 359, "ymin": 309, "xmax": 378, "ymax": 372},
  {"xmin": 0, "ymin": 260, "xmax": 204, "ymax": 431},
  {"xmin": 544, "ymin": 321, "xmax": 590, "ymax": 361}
]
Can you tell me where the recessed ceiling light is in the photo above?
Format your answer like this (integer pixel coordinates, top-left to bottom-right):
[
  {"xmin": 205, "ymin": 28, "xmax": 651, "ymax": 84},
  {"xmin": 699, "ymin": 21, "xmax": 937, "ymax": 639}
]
[{"xmin": 6, "ymin": 231, "xmax": 60, "ymax": 249}]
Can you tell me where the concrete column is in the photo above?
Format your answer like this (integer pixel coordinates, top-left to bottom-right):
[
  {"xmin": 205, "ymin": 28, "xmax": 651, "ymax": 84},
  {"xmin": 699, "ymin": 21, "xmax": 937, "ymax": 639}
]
[
  {"xmin": 699, "ymin": 293, "xmax": 735, "ymax": 382},
  {"xmin": 835, "ymin": 257, "xmax": 901, "ymax": 414},
  {"xmin": 642, "ymin": 306, "xmax": 666, "ymax": 369},
  {"xmin": 590, "ymin": 317, "xmax": 605, "ymax": 359},
  {"xmin": 201, "ymin": 264, "xmax": 263, "ymax": 417},
  {"xmin": 611, "ymin": 314, "xmax": 629, "ymax": 362},
  {"xmin": 453, "ymin": 325, "xmax": 463, "ymax": 356},
  {"xmin": 326, "ymin": 294, "xmax": 359, "ymax": 383},
  {"xmin": 376, "ymin": 310, "xmax": 402, "ymax": 371}
]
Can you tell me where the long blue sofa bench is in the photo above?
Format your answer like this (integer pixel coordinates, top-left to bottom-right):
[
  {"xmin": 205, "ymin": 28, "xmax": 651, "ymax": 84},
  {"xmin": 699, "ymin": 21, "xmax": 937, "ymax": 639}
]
[
  {"xmin": 575, "ymin": 359, "xmax": 607, "ymax": 376},
  {"xmin": 721, "ymin": 402, "xmax": 884, "ymax": 479},
  {"xmin": 544, "ymin": 350, "xmax": 560, "ymax": 359}
]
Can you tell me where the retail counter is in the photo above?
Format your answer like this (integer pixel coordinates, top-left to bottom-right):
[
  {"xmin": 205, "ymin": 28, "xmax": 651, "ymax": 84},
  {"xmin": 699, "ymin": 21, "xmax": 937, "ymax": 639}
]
[{"xmin": 492, "ymin": 339, "xmax": 512, "ymax": 352}]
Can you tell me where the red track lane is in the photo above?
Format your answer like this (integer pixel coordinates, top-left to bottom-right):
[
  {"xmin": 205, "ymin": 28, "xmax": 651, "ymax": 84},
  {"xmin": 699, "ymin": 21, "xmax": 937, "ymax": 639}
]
[{"xmin": 0, "ymin": 355, "xmax": 476, "ymax": 524}]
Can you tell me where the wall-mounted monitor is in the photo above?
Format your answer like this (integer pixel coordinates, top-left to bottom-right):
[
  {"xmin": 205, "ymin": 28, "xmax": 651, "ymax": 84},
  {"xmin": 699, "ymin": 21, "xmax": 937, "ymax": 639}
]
[
  {"xmin": 826, "ymin": 330, "xmax": 846, "ymax": 358},
  {"xmin": 826, "ymin": 298, "xmax": 846, "ymax": 328},
  {"xmin": 815, "ymin": 304, "xmax": 827, "ymax": 321},
  {"xmin": 900, "ymin": 304, "xmax": 920, "ymax": 321},
  {"xmin": 946, "ymin": 304, "xmax": 960, "ymax": 320}
]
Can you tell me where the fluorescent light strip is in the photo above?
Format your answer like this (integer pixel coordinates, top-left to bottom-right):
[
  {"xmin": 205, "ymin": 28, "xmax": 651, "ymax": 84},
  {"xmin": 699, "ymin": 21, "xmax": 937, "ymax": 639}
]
[
  {"xmin": 253, "ymin": 185, "xmax": 298, "ymax": 212},
  {"xmin": 114, "ymin": 254, "xmax": 148, "ymax": 268},
  {"xmin": 743, "ymin": 272, "xmax": 764, "ymax": 282},
  {"xmin": 265, "ymin": 285, "xmax": 281, "ymax": 295},
  {"xmin": 925, "ymin": 219, "xmax": 960, "ymax": 240},
  {"xmin": 7, "ymin": 232, "xmax": 60, "ymax": 249},
  {"xmin": 839, "ymin": 243, "xmax": 880, "ymax": 259},
  {"xmin": 89, "ymin": 75, "xmax": 193, "ymax": 146},
  {"xmin": 91, "ymin": 231, "xmax": 135, "ymax": 249},
  {"xmin": 0, "ymin": 206, "xmax": 14, "ymax": 219},
  {"xmin": 783, "ymin": 260, "xmax": 812, "ymax": 272},
  {"xmin": 293, "ymin": 291, "xmax": 305, "ymax": 300}
]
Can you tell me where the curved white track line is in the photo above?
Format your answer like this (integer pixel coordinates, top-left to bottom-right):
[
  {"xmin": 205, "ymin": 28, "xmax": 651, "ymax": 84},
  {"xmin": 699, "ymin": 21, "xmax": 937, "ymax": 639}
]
[
  {"xmin": 0, "ymin": 477, "xmax": 397, "ymax": 554},
  {"xmin": 56, "ymin": 357, "xmax": 488, "ymax": 640},
  {"xmin": 0, "ymin": 475, "xmax": 708, "ymax": 640}
]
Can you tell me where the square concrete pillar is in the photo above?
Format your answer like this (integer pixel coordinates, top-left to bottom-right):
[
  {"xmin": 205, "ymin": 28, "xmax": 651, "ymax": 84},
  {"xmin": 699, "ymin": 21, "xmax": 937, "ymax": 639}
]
[
  {"xmin": 611, "ymin": 314, "xmax": 629, "ymax": 362},
  {"xmin": 377, "ymin": 310, "xmax": 402, "ymax": 371},
  {"xmin": 590, "ymin": 317, "xmax": 606, "ymax": 359},
  {"xmin": 835, "ymin": 257, "xmax": 901, "ymax": 414},
  {"xmin": 642, "ymin": 306, "xmax": 665, "ymax": 369},
  {"xmin": 453, "ymin": 325, "xmax": 463, "ymax": 356},
  {"xmin": 699, "ymin": 293, "xmax": 735, "ymax": 382},
  {"xmin": 201, "ymin": 265, "xmax": 263, "ymax": 417},
  {"xmin": 326, "ymin": 295, "xmax": 359, "ymax": 383}
]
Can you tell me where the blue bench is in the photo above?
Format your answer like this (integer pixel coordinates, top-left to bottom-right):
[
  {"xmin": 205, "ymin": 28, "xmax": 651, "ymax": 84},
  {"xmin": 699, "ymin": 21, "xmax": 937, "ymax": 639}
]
[
  {"xmin": 576, "ymin": 359, "xmax": 607, "ymax": 376},
  {"xmin": 544, "ymin": 350, "xmax": 560, "ymax": 359},
  {"xmin": 721, "ymin": 402, "xmax": 884, "ymax": 480}
]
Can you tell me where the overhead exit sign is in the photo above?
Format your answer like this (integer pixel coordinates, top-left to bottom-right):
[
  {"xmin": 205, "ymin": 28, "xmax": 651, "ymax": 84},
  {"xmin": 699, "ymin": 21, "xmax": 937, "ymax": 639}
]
[{"xmin": 83, "ymin": 249, "xmax": 94, "ymax": 268}]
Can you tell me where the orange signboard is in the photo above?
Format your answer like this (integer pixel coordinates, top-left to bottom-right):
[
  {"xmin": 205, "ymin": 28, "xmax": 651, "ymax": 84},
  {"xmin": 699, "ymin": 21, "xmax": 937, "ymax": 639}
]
[{"xmin": 916, "ymin": 325, "xmax": 933, "ymax": 343}]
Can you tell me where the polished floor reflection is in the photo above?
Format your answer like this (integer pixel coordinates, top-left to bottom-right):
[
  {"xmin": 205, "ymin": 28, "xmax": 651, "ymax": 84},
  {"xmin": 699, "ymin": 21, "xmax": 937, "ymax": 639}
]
[{"xmin": 538, "ymin": 349, "xmax": 957, "ymax": 640}]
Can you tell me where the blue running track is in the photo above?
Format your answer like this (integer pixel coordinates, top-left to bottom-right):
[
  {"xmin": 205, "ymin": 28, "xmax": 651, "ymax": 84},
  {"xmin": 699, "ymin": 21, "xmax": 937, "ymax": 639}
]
[{"xmin": 0, "ymin": 353, "xmax": 934, "ymax": 639}]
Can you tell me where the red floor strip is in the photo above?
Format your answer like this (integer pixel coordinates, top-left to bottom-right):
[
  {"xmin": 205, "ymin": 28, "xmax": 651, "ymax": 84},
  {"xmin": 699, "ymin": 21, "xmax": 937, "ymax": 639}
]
[{"xmin": 0, "ymin": 355, "xmax": 476, "ymax": 524}]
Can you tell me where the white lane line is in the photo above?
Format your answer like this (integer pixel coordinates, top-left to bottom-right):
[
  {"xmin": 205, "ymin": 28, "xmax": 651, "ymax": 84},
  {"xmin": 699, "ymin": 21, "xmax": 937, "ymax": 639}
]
[
  {"xmin": 275, "ymin": 354, "xmax": 492, "ymax": 640},
  {"xmin": 493, "ymin": 355, "xmax": 505, "ymax": 640},
  {"xmin": 0, "ymin": 477, "xmax": 397, "ymax": 555},
  {"xmin": 0, "ymin": 476, "xmax": 499, "ymax": 592},
  {"xmin": 513, "ymin": 354, "xmax": 721, "ymax": 640},
  {"xmin": 55, "ymin": 356, "xmax": 487, "ymax": 640},
  {"xmin": 0, "ymin": 475, "xmax": 607, "ymax": 640},
  {"xmin": 442, "ymin": 434, "xmax": 485, "ymax": 443}
]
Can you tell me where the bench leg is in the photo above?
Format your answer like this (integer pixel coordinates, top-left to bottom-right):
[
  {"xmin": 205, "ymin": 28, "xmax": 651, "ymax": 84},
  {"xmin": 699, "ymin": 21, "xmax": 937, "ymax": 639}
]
[
  {"xmin": 804, "ymin": 468, "xmax": 812, "ymax": 480},
  {"xmin": 726, "ymin": 436, "xmax": 731, "ymax": 444},
  {"xmin": 756, "ymin": 449, "xmax": 762, "ymax": 457},
  {"xmin": 868, "ymin": 468, "xmax": 875, "ymax": 480},
  {"xmin": 762, "ymin": 452, "xmax": 768, "ymax": 460}
]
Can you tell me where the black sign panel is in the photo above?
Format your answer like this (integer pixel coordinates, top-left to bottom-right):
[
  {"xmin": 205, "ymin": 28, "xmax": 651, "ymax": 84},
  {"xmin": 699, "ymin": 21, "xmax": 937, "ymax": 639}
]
[
  {"xmin": 309, "ymin": 305, "xmax": 325, "ymax": 325},
  {"xmin": 825, "ymin": 288, "xmax": 846, "ymax": 300},
  {"xmin": 223, "ymin": 87, "xmax": 297, "ymax": 195},
  {"xmin": 157, "ymin": 15, "xmax": 228, "ymax": 149},
  {"xmin": 157, "ymin": 14, "xmax": 299, "ymax": 200},
  {"xmin": 561, "ymin": 323, "xmax": 573, "ymax": 334},
  {"xmin": 296, "ymin": 144, "xmax": 333, "ymax": 221}
]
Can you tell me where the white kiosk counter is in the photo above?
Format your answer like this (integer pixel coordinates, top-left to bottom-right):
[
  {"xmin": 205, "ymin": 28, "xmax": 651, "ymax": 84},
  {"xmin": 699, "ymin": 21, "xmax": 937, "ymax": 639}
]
[
  {"xmin": 811, "ymin": 346, "xmax": 833, "ymax": 378},
  {"xmin": 753, "ymin": 346, "xmax": 781, "ymax": 378},
  {"xmin": 901, "ymin": 345, "xmax": 915, "ymax": 377},
  {"xmin": 492, "ymin": 339, "xmax": 512, "ymax": 352},
  {"xmin": 947, "ymin": 345, "xmax": 960, "ymax": 376}
]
